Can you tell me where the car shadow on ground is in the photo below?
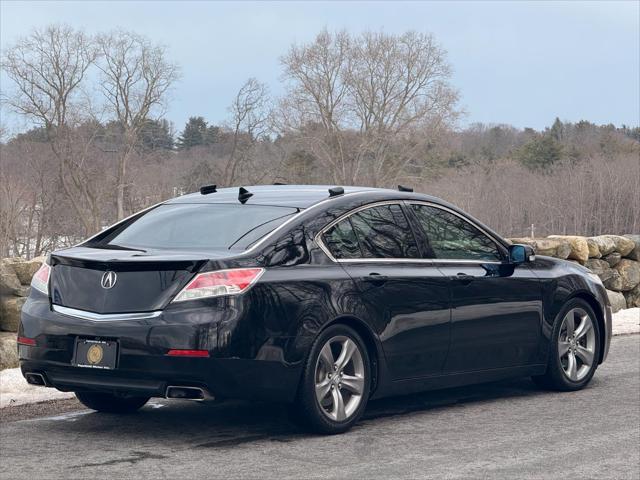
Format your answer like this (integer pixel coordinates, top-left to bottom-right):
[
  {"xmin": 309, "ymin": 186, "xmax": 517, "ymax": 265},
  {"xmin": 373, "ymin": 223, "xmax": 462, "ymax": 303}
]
[{"xmin": 28, "ymin": 373, "xmax": 601, "ymax": 454}]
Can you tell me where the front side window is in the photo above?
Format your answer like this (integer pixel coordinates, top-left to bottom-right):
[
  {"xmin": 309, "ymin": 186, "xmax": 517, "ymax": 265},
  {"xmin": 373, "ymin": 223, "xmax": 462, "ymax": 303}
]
[
  {"xmin": 410, "ymin": 204, "xmax": 502, "ymax": 261},
  {"xmin": 322, "ymin": 203, "xmax": 420, "ymax": 260}
]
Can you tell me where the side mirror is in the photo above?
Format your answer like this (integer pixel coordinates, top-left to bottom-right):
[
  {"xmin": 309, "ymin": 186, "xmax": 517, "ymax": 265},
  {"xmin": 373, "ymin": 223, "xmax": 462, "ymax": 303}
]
[{"xmin": 509, "ymin": 244, "xmax": 535, "ymax": 264}]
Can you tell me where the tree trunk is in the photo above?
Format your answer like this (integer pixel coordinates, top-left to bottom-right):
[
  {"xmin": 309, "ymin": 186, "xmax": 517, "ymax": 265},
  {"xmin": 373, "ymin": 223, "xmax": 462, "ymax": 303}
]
[
  {"xmin": 116, "ymin": 131, "xmax": 137, "ymax": 220},
  {"xmin": 116, "ymin": 155, "xmax": 126, "ymax": 220}
]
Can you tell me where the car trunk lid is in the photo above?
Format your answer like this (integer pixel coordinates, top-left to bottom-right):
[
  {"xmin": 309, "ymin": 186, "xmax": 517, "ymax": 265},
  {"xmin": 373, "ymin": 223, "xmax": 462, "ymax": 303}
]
[{"xmin": 49, "ymin": 247, "xmax": 223, "ymax": 313}]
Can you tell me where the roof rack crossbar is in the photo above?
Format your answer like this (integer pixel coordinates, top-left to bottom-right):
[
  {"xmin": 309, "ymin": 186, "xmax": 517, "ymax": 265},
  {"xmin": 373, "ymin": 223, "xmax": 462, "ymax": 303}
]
[
  {"xmin": 328, "ymin": 186, "xmax": 344, "ymax": 197},
  {"xmin": 200, "ymin": 184, "xmax": 217, "ymax": 195}
]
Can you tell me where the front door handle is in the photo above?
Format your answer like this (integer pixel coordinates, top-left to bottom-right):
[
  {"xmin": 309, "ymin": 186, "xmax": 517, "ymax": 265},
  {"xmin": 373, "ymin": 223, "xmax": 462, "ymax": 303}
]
[
  {"xmin": 455, "ymin": 273, "xmax": 474, "ymax": 285},
  {"xmin": 363, "ymin": 273, "xmax": 388, "ymax": 285}
]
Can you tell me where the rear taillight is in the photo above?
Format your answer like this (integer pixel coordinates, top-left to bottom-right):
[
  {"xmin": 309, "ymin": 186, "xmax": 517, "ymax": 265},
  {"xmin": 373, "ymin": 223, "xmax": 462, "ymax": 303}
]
[
  {"xmin": 31, "ymin": 262, "xmax": 51, "ymax": 295},
  {"xmin": 172, "ymin": 268, "xmax": 264, "ymax": 303},
  {"xmin": 17, "ymin": 336, "xmax": 36, "ymax": 346}
]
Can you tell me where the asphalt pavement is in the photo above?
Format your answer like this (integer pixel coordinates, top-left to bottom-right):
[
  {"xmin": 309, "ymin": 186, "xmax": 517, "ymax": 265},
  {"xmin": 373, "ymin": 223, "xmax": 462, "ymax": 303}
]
[{"xmin": 1, "ymin": 335, "xmax": 638, "ymax": 480}]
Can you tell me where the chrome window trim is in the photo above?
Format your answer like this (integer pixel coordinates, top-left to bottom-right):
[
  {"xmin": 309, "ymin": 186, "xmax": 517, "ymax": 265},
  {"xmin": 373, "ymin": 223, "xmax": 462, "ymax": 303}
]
[
  {"xmin": 315, "ymin": 200, "xmax": 506, "ymax": 265},
  {"xmin": 245, "ymin": 191, "xmax": 373, "ymax": 253},
  {"xmin": 316, "ymin": 232, "xmax": 341, "ymax": 263},
  {"xmin": 336, "ymin": 258, "xmax": 502, "ymax": 265},
  {"xmin": 52, "ymin": 304, "xmax": 162, "ymax": 321}
]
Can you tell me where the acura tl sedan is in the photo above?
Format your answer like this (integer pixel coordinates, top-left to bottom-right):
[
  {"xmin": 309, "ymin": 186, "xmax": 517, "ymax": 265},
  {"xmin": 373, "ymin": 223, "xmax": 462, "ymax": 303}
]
[{"xmin": 19, "ymin": 185, "xmax": 612, "ymax": 433}]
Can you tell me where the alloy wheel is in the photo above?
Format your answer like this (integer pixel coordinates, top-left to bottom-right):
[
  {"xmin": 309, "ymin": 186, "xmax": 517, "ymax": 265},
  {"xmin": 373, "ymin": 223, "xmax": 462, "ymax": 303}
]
[
  {"xmin": 558, "ymin": 308, "xmax": 596, "ymax": 382},
  {"xmin": 314, "ymin": 335, "xmax": 365, "ymax": 422}
]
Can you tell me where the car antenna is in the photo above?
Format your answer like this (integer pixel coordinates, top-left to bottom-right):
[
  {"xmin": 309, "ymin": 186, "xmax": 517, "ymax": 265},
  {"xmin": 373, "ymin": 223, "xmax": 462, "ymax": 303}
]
[
  {"xmin": 328, "ymin": 186, "xmax": 344, "ymax": 197},
  {"xmin": 238, "ymin": 186, "xmax": 254, "ymax": 204},
  {"xmin": 398, "ymin": 185, "xmax": 413, "ymax": 192},
  {"xmin": 200, "ymin": 184, "xmax": 217, "ymax": 195}
]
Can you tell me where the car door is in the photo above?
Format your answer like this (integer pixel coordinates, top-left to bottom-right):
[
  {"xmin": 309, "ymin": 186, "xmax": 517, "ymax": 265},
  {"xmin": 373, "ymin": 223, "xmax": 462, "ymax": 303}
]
[
  {"xmin": 406, "ymin": 202, "xmax": 543, "ymax": 373},
  {"xmin": 319, "ymin": 202, "xmax": 451, "ymax": 380}
]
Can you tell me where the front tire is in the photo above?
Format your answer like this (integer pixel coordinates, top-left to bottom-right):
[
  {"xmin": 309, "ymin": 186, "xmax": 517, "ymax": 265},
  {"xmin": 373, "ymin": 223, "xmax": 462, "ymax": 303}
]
[
  {"xmin": 75, "ymin": 391, "xmax": 149, "ymax": 413},
  {"xmin": 296, "ymin": 324, "xmax": 371, "ymax": 434},
  {"xmin": 532, "ymin": 298, "xmax": 601, "ymax": 391}
]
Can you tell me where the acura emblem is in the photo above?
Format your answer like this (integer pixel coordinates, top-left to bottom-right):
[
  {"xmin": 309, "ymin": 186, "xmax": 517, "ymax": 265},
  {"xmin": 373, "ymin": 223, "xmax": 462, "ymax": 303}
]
[{"xmin": 101, "ymin": 271, "xmax": 117, "ymax": 289}]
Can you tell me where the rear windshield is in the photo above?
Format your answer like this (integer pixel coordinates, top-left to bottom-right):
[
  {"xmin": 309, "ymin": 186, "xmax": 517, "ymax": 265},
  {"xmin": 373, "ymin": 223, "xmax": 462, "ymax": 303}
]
[{"xmin": 96, "ymin": 203, "xmax": 299, "ymax": 250}]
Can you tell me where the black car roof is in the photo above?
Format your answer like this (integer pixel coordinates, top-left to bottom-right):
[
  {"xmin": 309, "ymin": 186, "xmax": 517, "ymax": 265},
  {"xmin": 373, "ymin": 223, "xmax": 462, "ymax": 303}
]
[{"xmin": 166, "ymin": 184, "xmax": 443, "ymax": 209}]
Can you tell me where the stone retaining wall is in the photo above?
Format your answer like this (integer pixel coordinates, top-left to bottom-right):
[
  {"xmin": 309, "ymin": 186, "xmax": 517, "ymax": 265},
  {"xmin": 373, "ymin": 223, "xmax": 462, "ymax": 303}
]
[
  {"xmin": 0, "ymin": 257, "xmax": 44, "ymax": 369},
  {"xmin": 1, "ymin": 257, "xmax": 44, "ymax": 332},
  {"xmin": 508, "ymin": 234, "xmax": 640, "ymax": 312}
]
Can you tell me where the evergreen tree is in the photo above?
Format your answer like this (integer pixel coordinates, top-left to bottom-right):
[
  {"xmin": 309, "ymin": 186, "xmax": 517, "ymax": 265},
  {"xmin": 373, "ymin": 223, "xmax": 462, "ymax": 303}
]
[
  {"xmin": 549, "ymin": 117, "xmax": 564, "ymax": 141},
  {"xmin": 203, "ymin": 125, "xmax": 221, "ymax": 145},
  {"xmin": 178, "ymin": 116, "xmax": 208, "ymax": 149},
  {"xmin": 139, "ymin": 119, "xmax": 174, "ymax": 150},
  {"xmin": 516, "ymin": 135, "xmax": 563, "ymax": 172}
]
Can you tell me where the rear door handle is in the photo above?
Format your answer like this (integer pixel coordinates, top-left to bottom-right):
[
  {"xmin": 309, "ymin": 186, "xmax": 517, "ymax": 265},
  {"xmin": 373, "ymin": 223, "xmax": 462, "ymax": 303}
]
[
  {"xmin": 363, "ymin": 273, "xmax": 388, "ymax": 285},
  {"xmin": 455, "ymin": 273, "xmax": 474, "ymax": 285}
]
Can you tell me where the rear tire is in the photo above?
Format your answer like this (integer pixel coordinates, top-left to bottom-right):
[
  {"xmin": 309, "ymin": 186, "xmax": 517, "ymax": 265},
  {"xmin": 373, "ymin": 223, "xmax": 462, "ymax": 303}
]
[
  {"xmin": 295, "ymin": 324, "xmax": 371, "ymax": 434},
  {"xmin": 75, "ymin": 391, "xmax": 149, "ymax": 413},
  {"xmin": 532, "ymin": 298, "xmax": 601, "ymax": 391}
]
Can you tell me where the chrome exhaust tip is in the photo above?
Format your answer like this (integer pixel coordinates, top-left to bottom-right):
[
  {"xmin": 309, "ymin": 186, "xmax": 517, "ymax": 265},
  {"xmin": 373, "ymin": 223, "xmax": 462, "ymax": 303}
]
[
  {"xmin": 165, "ymin": 386, "xmax": 207, "ymax": 401},
  {"xmin": 25, "ymin": 372, "xmax": 47, "ymax": 387}
]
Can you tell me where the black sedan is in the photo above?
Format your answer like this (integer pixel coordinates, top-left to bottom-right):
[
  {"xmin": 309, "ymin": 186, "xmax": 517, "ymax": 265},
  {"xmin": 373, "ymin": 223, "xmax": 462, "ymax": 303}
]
[{"xmin": 18, "ymin": 185, "xmax": 612, "ymax": 433}]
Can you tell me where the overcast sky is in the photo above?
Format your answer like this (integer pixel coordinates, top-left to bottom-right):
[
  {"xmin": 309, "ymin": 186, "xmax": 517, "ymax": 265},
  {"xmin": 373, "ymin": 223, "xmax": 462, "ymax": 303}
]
[{"xmin": 1, "ymin": 0, "xmax": 638, "ymax": 135}]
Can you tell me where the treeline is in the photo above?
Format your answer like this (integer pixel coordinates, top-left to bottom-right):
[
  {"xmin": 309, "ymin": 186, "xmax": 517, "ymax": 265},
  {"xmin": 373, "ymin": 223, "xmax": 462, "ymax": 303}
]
[{"xmin": 1, "ymin": 25, "xmax": 638, "ymax": 258}]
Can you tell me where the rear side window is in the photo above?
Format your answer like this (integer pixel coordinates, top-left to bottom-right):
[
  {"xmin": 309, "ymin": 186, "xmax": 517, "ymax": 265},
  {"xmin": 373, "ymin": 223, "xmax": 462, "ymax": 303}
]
[
  {"xmin": 322, "ymin": 203, "xmax": 420, "ymax": 260},
  {"xmin": 97, "ymin": 204, "xmax": 298, "ymax": 251},
  {"xmin": 410, "ymin": 204, "xmax": 502, "ymax": 261},
  {"xmin": 322, "ymin": 219, "xmax": 362, "ymax": 259}
]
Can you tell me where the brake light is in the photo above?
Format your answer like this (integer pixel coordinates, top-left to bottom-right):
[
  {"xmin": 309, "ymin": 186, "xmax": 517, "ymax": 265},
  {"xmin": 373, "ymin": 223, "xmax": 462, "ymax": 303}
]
[
  {"xmin": 17, "ymin": 336, "xmax": 36, "ymax": 346},
  {"xmin": 172, "ymin": 268, "xmax": 265, "ymax": 302},
  {"xmin": 31, "ymin": 262, "xmax": 51, "ymax": 295},
  {"xmin": 166, "ymin": 349, "xmax": 209, "ymax": 357}
]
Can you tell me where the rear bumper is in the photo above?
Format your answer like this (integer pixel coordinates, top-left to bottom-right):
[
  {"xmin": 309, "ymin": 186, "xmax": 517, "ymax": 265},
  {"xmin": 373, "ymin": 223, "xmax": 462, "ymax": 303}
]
[
  {"xmin": 19, "ymin": 358, "xmax": 299, "ymax": 401},
  {"xmin": 18, "ymin": 295, "xmax": 303, "ymax": 402}
]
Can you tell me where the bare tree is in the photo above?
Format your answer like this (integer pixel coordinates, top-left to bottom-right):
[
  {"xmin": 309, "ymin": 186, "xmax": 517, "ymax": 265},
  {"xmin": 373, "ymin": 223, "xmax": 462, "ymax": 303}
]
[
  {"xmin": 280, "ymin": 29, "xmax": 459, "ymax": 185},
  {"xmin": 1, "ymin": 25, "xmax": 103, "ymax": 235},
  {"xmin": 221, "ymin": 78, "xmax": 271, "ymax": 185},
  {"xmin": 348, "ymin": 31, "xmax": 459, "ymax": 185},
  {"xmin": 278, "ymin": 30, "xmax": 351, "ymax": 183},
  {"xmin": 96, "ymin": 30, "xmax": 179, "ymax": 219},
  {"xmin": 421, "ymin": 153, "xmax": 640, "ymax": 237},
  {"xmin": 0, "ymin": 168, "xmax": 30, "ymax": 257},
  {"xmin": 1, "ymin": 25, "xmax": 94, "ymax": 128}
]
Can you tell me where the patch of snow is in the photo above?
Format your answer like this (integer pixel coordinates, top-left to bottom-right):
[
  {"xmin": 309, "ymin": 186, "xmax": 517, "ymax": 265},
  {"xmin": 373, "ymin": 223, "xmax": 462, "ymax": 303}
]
[
  {"xmin": 612, "ymin": 307, "xmax": 640, "ymax": 336},
  {"xmin": 0, "ymin": 368, "xmax": 73, "ymax": 408},
  {"xmin": 0, "ymin": 308, "xmax": 638, "ymax": 409}
]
